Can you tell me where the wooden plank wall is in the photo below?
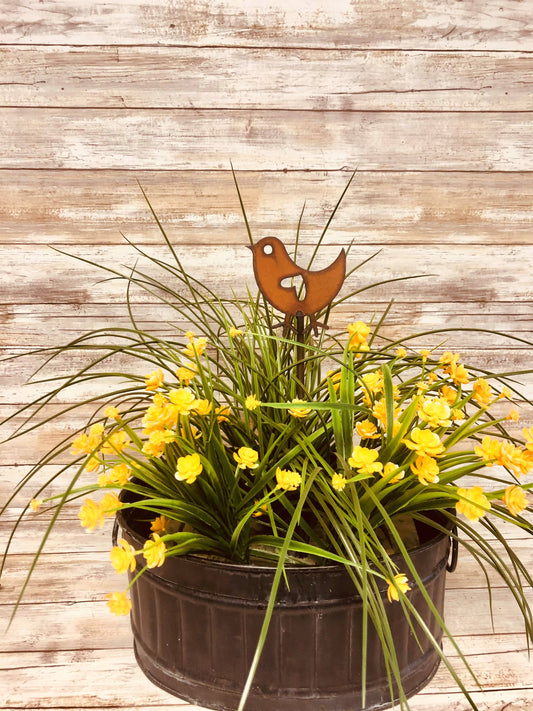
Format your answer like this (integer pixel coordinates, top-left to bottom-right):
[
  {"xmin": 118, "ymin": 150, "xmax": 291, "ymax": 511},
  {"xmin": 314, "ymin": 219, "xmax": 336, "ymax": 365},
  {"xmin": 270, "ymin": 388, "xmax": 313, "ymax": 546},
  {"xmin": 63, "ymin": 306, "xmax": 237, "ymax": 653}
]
[{"xmin": 1, "ymin": 1, "xmax": 533, "ymax": 709}]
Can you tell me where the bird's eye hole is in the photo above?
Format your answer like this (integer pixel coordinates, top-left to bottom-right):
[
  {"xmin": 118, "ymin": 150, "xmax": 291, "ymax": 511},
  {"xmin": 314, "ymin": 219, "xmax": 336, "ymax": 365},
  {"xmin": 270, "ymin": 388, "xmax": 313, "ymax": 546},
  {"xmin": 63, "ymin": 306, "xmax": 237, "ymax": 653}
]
[{"xmin": 262, "ymin": 244, "xmax": 273, "ymax": 255}]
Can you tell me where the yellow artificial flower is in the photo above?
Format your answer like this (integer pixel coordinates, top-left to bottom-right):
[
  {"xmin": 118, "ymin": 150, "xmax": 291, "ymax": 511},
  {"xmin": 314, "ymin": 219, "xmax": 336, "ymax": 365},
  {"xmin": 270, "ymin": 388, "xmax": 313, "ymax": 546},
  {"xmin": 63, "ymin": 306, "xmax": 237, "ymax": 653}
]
[
  {"xmin": 245, "ymin": 395, "xmax": 261, "ymax": 411},
  {"xmin": 100, "ymin": 430, "xmax": 131, "ymax": 455},
  {"xmin": 110, "ymin": 538, "xmax": 137, "ymax": 574},
  {"xmin": 71, "ymin": 423, "xmax": 104, "ymax": 455},
  {"xmin": 418, "ymin": 398, "xmax": 451, "ymax": 428},
  {"xmin": 331, "ymin": 473, "xmax": 347, "ymax": 492},
  {"xmin": 440, "ymin": 384, "xmax": 457, "ymax": 406},
  {"xmin": 233, "ymin": 446, "xmax": 259, "ymax": 470},
  {"xmin": 522, "ymin": 426, "xmax": 533, "ymax": 451},
  {"xmin": 252, "ymin": 502, "xmax": 268, "ymax": 517},
  {"xmin": 456, "ymin": 486, "xmax": 491, "ymax": 522},
  {"xmin": 184, "ymin": 330, "xmax": 195, "ymax": 341},
  {"xmin": 275, "ymin": 467, "xmax": 302, "ymax": 491},
  {"xmin": 380, "ymin": 462, "xmax": 404, "ymax": 484},
  {"xmin": 372, "ymin": 398, "xmax": 401, "ymax": 429},
  {"xmin": 439, "ymin": 351, "xmax": 461, "ymax": 368},
  {"xmin": 143, "ymin": 533, "xmax": 166, "ymax": 568},
  {"xmin": 30, "ymin": 498, "xmax": 42, "ymax": 512},
  {"xmin": 288, "ymin": 398, "xmax": 311, "ymax": 418},
  {"xmin": 419, "ymin": 349, "xmax": 431, "ymax": 363},
  {"xmin": 499, "ymin": 386, "xmax": 513, "ymax": 399},
  {"xmin": 195, "ymin": 399, "xmax": 213, "ymax": 416},
  {"xmin": 474, "ymin": 436, "xmax": 501, "ymax": 465},
  {"xmin": 354, "ymin": 342, "xmax": 370, "ymax": 359},
  {"xmin": 439, "ymin": 352, "xmax": 469, "ymax": 384},
  {"xmin": 215, "ymin": 405, "xmax": 231, "ymax": 423},
  {"xmin": 355, "ymin": 419, "xmax": 380, "ymax": 440},
  {"xmin": 347, "ymin": 321, "xmax": 370, "ymax": 350},
  {"xmin": 361, "ymin": 370, "xmax": 384, "ymax": 405},
  {"xmin": 145, "ymin": 368, "xmax": 165, "ymax": 391},
  {"xmin": 403, "ymin": 428, "xmax": 445, "ymax": 457},
  {"xmin": 101, "ymin": 492, "xmax": 121, "ymax": 517},
  {"xmin": 109, "ymin": 463, "xmax": 131, "ymax": 486},
  {"xmin": 78, "ymin": 498, "xmax": 105, "ymax": 531},
  {"xmin": 104, "ymin": 406, "xmax": 120, "ymax": 420},
  {"xmin": 229, "ymin": 327, "xmax": 243, "ymax": 338},
  {"xmin": 176, "ymin": 364, "xmax": 197, "ymax": 384},
  {"xmin": 472, "ymin": 378, "xmax": 493, "ymax": 407},
  {"xmin": 396, "ymin": 347, "xmax": 407, "ymax": 358},
  {"xmin": 497, "ymin": 442, "xmax": 533, "ymax": 477},
  {"xmin": 97, "ymin": 471, "xmax": 114, "ymax": 487},
  {"xmin": 85, "ymin": 456, "xmax": 101, "ymax": 473},
  {"xmin": 182, "ymin": 336, "xmax": 207, "ymax": 359},
  {"xmin": 326, "ymin": 370, "xmax": 342, "ymax": 392},
  {"xmin": 175, "ymin": 453, "xmax": 203, "ymax": 484},
  {"xmin": 449, "ymin": 362, "xmax": 470, "ymax": 386},
  {"xmin": 386, "ymin": 573, "xmax": 411, "ymax": 602},
  {"xmin": 106, "ymin": 591, "xmax": 132, "ymax": 616},
  {"xmin": 169, "ymin": 387, "xmax": 198, "ymax": 416},
  {"xmin": 348, "ymin": 446, "xmax": 383, "ymax": 476},
  {"xmin": 427, "ymin": 372, "xmax": 439, "ymax": 384},
  {"xmin": 151, "ymin": 515, "xmax": 170, "ymax": 534},
  {"xmin": 507, "ymin": 409, "xmax": 520, "ymax": 422},
  {"xmin": 416, "ymin": 381, "xmax": 429, "ymax": 395},
  {"xmin": 142, "ymin": 394, "xmax": 175, "ymax": 433},
  {"xmin": 502, "ymin": 485, "xmax": 528, "ymax": 517},
  {"xmin": 410, "ymin": 455, "xmax": 440, "ymax": 486},
  {"xmin": 142, "ymin": 430, "xmax": 167, "ymax": 458}
]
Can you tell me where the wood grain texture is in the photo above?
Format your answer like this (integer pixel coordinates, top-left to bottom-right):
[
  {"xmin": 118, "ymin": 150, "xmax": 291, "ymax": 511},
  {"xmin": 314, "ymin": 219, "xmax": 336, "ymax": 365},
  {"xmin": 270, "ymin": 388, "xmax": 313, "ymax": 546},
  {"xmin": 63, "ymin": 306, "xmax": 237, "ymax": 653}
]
[
  {"xmin": 1, "ymin": 170, "xmax": 533, "ymax": 245},
  {"xmin": 1, "ymin": 0, "xmax": 533, "ymax": 50},
  {"xmin": 1, "ymin": 108, "xmax": 532, "ymax": 171},
  {"xmin": 2, "ymin": 46, "xmax": 533, "ymax": 111}
]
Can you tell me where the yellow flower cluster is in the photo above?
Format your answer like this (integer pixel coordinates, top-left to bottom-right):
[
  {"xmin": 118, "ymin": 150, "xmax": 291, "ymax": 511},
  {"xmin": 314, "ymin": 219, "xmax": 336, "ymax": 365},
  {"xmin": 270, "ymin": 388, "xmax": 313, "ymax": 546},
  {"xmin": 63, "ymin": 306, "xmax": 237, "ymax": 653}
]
[
  {"xmin": 386, "ymin": 573, "xmax": 411, "ymax": 602},
  {"xmin": 245, "ymin": 395, "xmax": 261, "ymax": 410},
  {"xmin": 175, "ymin": 453, "xmax": 203, "ymax": 484},
  {"xmin": 98, "ymin": 462, "xmax": 131, "ymax": 488},
  {"xmin": 110, "ymin": 538, "xmax": 137, "ymax": 574},
  {"xmin": 348, "ymin": 446, "xmax": 382, "ymax": 476},
  {"xmin": 288, "ymin": 399, "xmax": 311, "ymax": 418},
  {"xmin": 410, "ymin": 455, "xmax": 439, "ymax": 486},
  {"xmin": 331, "ymin": 473, "xmax": 347, "ymax": 492},
  {"xmin": 347, "ymin": 321, "xmax": 370, "ymax": 356},
  {"xmin": 438, "ymin": 352, "xmax": 469, "ymax": 386},
  {"xmin": 475, "ymin": 436, "xmax": 533, "ymax": 477},
  {"xmin": 106, "ymin": 591, "xmax": 131, "ymax": 616},
  {"xmin": 418, "ymin": 397, "xmax": 451, "ymax": 428},
  {"xmin": 275, "ymin": 467, "xmax": 301, "ymax": 491},
  {"xmin": 233, "ymin": 447, "xmax": 259, "ymax": 470},
  {"xmin": 78, "ymin": 493, "xmax": 120, "ymax": 532},
  {"xmin": 456, "ymin": 486, "xmax": 491, "ymax": 522}
]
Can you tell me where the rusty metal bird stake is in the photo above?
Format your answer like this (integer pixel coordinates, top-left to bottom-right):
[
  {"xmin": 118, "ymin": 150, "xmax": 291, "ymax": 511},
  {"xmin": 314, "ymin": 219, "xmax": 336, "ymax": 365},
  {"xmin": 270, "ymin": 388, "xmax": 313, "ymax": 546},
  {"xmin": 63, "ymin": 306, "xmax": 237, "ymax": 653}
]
[{"xmin": 249, "ymin": 236, "xmax": 346, "ymax": 396}]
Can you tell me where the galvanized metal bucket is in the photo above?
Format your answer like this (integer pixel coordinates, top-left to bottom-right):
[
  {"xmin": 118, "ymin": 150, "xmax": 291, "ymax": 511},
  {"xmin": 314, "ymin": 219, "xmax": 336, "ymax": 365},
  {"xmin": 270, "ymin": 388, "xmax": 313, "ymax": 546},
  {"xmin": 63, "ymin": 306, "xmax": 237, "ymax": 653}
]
[{"xmin": 116, "ymin": 497, "xmax": 454, "ymax": 711}]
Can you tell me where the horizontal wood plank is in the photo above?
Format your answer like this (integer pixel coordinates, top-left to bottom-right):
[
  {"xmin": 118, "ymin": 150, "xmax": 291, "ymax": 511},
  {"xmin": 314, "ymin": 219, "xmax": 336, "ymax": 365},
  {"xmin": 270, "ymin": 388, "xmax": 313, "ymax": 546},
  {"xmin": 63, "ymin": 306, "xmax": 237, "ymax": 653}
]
[
  {"xmin": 2, "ymin": 46, "xmax": 533, "ymax": 111},
  {"xmin": 1, "ymin": 0, "xmax": 532, "ymax": 50},
  {"xmin": 2, "ymin": 244, "xmax": 533, "ymax": 304},
  {"xmin": 3, "ymin": 303, "xmax": 533, "ymax": 347},
  {"xmin": 1, "ymin": 109, "xmax": 533, "ymax": 171},
  {"xmin": 2, "ymin": 170, "xmax": 533, "ymax": 246}
]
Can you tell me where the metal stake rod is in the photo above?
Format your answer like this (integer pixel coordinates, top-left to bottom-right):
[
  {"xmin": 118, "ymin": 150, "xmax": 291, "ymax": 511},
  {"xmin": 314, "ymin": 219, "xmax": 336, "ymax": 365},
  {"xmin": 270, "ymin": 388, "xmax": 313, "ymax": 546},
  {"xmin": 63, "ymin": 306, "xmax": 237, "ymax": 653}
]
[{"xmin": 295, "ymin": 311, "xmax": 305, "ymax": 399}]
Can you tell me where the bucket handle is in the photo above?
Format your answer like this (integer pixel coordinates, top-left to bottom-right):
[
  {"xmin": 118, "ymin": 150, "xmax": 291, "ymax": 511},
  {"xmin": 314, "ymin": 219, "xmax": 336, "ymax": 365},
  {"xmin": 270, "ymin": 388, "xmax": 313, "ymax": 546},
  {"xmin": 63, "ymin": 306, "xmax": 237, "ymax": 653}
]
[
  {"xmin": 446, "ymin": 525, "xmax": 459, "ymax": 573},
  {"xmin": 112, "ymin": 517, "xmax": 120, "ymax": 548}
]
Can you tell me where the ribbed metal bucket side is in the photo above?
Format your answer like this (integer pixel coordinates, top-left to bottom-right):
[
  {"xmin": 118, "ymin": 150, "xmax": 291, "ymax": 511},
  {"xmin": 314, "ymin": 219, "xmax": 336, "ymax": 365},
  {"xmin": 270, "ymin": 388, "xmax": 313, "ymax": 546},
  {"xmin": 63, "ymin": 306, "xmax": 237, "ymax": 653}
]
[{"xmin": 117, "ymin": 501, "xmax": 451, "ymax": 711}]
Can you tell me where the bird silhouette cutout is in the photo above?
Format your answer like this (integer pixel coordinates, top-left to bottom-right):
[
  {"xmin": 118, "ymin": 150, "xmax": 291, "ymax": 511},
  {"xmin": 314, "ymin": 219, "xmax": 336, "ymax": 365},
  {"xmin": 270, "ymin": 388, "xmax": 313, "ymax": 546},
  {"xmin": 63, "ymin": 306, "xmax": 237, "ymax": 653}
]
[{"xmin": 249, "ymin": 236, "xmax": 346, "ymax": 333}]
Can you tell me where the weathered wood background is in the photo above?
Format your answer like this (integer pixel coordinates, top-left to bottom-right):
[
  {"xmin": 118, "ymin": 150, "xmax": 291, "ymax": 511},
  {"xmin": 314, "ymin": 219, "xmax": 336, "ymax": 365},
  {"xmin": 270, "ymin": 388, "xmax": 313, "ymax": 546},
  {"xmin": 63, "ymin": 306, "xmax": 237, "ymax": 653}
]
[{"xmin": 1, "ymin": 1, "xmax": 533, "ymax": 709}]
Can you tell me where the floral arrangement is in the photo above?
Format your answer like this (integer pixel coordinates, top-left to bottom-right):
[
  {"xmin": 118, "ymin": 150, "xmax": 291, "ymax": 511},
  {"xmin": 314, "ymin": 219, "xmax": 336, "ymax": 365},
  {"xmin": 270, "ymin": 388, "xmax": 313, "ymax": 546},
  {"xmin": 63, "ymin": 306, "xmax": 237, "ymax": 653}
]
[{"xmin": 2, "ymin": 180, "xmax": 533, "ymax": 711}]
